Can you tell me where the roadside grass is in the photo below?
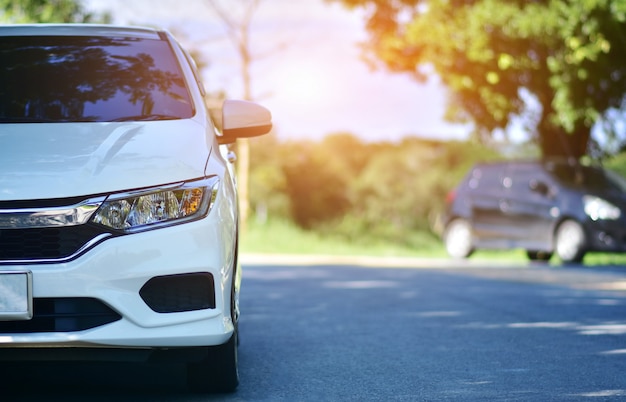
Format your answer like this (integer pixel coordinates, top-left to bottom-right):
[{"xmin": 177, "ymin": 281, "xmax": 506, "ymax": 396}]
[
  {"xmin": 241, "ymin": 219, "xmax": 626, "ymax": 267},
  {"xmin": 585, "ymin": 253, "xmax": 626, "ymax": 266},
  {"xmin": 242, "ymin": 219, "xmax": 527, "ymax": 261},
  {"xmin": 241, "ymin": 219, "xmax": 445, "ymax": 257}
]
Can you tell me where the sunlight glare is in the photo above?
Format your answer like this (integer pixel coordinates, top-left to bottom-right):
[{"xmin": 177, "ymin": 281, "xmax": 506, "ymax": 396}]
[
  {"xmin": 577, "ymin": 323, "xmax": 626, "ymax": 335},
  {"xmin": 573, "ymin": 390, "xmax": 626, "ymax": 397},
  {"xmin": 272, "ymin": 60, "xmax": 334, "ymax": 106},
  {"xmin": 600, "ymin": 349, "xmax": 626, "ymax": 355}
]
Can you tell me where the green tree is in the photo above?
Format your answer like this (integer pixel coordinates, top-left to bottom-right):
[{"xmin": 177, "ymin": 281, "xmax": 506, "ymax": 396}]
[
  {"xmin": 255, "ymin": 133, "xmax": 501, "ymax": 243},
  {"xmin": 343, "ymin": 138, "xmax": 500, "ymax": 243},
  {"xmin": 332, "ymin": 0, "xmax": 626, "ymax": 159},
  {"xmin": 0, "ymin": 0, "xmax": 109, "ymax": 23},
  {"xmin": 248, "ymin": 133, "xmax": 290, "ymax": 224},
  {"xmin": 280, "ymin": 138, "xmax": 354, "ymax": 229},
  {"xmin": 604, "ymin": 151, "xmax": 626, "ymax": 178}
]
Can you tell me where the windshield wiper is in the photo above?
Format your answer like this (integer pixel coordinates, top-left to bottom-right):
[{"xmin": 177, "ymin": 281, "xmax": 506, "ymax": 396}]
[{"xmin": 110, "ymin": 114, "xmax": 181, "ymax": 122}]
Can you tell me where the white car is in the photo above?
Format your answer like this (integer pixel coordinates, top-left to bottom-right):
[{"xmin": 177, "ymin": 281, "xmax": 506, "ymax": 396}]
[{"xmin": 0, "ymin": 24, "xmax": 271, "ymax": 392}]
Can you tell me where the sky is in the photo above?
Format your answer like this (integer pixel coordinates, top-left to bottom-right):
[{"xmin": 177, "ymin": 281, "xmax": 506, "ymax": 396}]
[{"xmin": 84, "ymin": 0, "xmax": 472, "ymax": 143}]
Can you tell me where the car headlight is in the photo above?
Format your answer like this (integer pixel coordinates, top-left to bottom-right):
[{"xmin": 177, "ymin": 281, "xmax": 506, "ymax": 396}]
[
  {"xmin": 583, "ymin": 195, "xmax": 621, "ymax": 221},
  {"xmin": 91, "ymin": 177, "xmax": 219, "ymax": 232}
]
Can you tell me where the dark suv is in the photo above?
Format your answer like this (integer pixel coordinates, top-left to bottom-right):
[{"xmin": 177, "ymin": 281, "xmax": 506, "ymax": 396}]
[{"xmin": 443, "ymin": 159, "xmax": 626, "ymax": 263}]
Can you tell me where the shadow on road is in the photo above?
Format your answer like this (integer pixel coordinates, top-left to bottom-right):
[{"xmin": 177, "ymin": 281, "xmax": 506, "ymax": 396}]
[{"xmin": 0, "ymin": 361, "xmax": 194, "ymax": 401}]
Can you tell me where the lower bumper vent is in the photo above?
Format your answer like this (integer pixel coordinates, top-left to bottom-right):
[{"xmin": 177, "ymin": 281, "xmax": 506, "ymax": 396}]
[
  {"xmin": 0, "ymin": 298, "xmax": 121, "ymax": 333},
  {"xmin": 140, "ymin": 272, "xmax": 215, "ymax": 313}
]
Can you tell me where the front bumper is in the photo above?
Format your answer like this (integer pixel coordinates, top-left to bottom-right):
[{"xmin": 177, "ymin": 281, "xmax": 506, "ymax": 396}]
[
  {"xmin": 0, "ymin": 213, "xmax": 236, "ymax": 349},
  {"xmin": 585, "ymin": 219, "xmax": 626, "ymax": 253}
]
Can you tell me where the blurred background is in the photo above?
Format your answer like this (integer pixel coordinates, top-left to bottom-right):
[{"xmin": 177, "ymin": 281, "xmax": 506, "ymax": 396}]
[{"xmin": 3, "ymin": 0, "xmax": 626, "ymax": 259}]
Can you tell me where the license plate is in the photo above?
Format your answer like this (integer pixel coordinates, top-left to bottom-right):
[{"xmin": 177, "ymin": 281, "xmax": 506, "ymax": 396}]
[{"xmin": 0, "ymin": 271, "xmax": 33, "ymax": 320}]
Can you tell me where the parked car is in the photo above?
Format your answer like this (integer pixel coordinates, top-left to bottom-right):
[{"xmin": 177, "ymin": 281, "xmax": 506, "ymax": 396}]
[
  {"xmin": 442, "ymin": 158, "xmax": 626, "ymax": 263},
  {"xmin": 0, "ymin": 24, "xmax": 272, "ymax": 392}
]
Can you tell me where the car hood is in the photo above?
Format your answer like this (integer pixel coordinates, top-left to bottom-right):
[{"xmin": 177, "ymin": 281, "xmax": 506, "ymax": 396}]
[
  {"xmin": 597, "ymin": 190, "xmax": 626, "ymax": 207},
  {"xmin": 0, "ymin": 120, "xmax": 212, "ymax": 201}
]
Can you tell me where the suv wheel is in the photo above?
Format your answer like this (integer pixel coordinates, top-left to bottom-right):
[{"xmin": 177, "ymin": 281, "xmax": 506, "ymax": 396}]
[
  {"xmin": 444, "ymin": 219, "xmax": 474, "ymax": 259},
  {"xmin": 554, "ymin": 219, "xmax": 586, "ymax": 263}
]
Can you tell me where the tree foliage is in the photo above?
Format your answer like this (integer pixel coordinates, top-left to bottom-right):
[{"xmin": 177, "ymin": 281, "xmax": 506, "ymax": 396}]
[
  {"xmin": 279, "ymin": 135, "xmax": 357, "ymax": 229},
  {"xmin": 0, "ymin": 0, "xmax": 109, "ymax": 23},
  {"xmin": 331, "ymin": 0, "xmax": 626, "ymax": 158},
  {"xmin": 248, "ymin": 133, "xmax": 501, "ymax": 246}
]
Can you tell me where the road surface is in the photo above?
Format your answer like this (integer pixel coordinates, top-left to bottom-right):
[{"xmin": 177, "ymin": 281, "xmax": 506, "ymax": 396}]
[{"xmin": 4, "ymin": 257, "xmax": 626, "ymax": 401}]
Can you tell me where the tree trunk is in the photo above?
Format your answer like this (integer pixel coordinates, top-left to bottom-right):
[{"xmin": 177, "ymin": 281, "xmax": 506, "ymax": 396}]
[
  {"xmin": 537, "ymin": 104, "xmax": 590, "ymax": 159},
  {"xmin": 538, "ymin": 128, "xmax": 590, "ymax": 159}
]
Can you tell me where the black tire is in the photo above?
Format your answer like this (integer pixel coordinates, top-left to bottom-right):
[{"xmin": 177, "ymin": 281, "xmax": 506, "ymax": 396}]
[
  {"xmin": 444, "ymin": 219, "xmax": 474, "ymax": 259},
  {"xmin": 526, "ymin": 250, "xmax": 553, "ymax": 262},
  {"xmin": 554, "ymin": 219, "xmax": 586, "ymax": 263},
  {"xmin": 187, "ymin": 331, "xmax": 239, "ymax": 393},
  {"xmin": 188, "ymin": 252, "xmax": 240, "ymax": 393}
]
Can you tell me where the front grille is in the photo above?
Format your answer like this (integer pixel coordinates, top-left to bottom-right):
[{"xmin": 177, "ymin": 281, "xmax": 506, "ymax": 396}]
[
  {"xmin": 0, "ymin": 225, "xmax": 110, "ymax": 262},
  {"xmin": 140, "ymin": 273, "xmax": 215, "ymax": 313},
  {"xmin": 0, "ymin": 298, "xmax": 121, "ymax": 333}
]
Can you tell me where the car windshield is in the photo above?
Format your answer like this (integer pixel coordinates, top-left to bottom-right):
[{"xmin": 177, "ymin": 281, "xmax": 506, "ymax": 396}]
[
  {"xmin": 548, "ymin": 162, "xmax": 626, "ymax": 194},
  {"xmin": 0, "ymin": 35, "xmax": 193, "ymax": 123}
]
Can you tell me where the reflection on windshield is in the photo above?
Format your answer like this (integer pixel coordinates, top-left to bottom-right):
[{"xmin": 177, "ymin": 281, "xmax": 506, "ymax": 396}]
[
  {"xmin": 548, "ymin": 162, "xmax": 626, "ymax": 194},
  {"xmin": 0, "ymin": 36, "xmax": 193, "ymax": 123}
]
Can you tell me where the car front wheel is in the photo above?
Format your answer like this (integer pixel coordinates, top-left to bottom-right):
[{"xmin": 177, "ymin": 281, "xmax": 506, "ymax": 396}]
[
  {"xmin": 444, "ymin": 218, "xmax": 474, "ymax": 259},
  {"xmin": 187, "ymin": 331, "xmax": 239, "ymax": 393},
  {"xmin": 554, "ymin": 219, "xmax": 586, "ymax": 263}
]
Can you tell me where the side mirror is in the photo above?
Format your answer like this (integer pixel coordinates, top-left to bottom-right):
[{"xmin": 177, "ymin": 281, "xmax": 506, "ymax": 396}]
[
  {"xmin": 217, "ymin": 100, "xmax": 272, "ymax": 144},
  {"xmin": 529, "ymin": 179, "xmax": 550, "ymax": 196}
]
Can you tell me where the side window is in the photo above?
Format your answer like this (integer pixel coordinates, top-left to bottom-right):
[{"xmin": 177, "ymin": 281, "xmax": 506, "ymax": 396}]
[
  {"xmin": 467, "ymin": 165, "xmax": 505, "ymax": 193},
  {"xmin": 507, "ymin": 164, "xmax": 553, "ymax": 198}
]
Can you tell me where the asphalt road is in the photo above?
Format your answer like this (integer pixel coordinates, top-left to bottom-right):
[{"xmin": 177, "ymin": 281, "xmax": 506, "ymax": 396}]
[{"xmin": 3, "ymin": 258, "xmax": 626, "ymax": 401}]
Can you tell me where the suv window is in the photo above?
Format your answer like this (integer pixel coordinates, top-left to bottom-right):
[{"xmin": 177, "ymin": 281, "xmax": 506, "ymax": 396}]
[
  {"xmin": 0, "ymin": 36, "xmax": 193, "ymax": 123},
  {"xmin": 467, "ymin": 164, "xmax": 505, "ymax": 192},
  {"xmin": 504, "ymin": 163, "xmax": 533, "ymax": 194}
]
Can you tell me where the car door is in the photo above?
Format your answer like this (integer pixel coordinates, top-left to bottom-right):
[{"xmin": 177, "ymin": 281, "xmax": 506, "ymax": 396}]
[
  {"xmin": 499, "ymin": 163, "xmax": 556, "ymax": 248},
  {"xmin": 468, "ymin": 163, "xmax": 510, "ymax": 242}
]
